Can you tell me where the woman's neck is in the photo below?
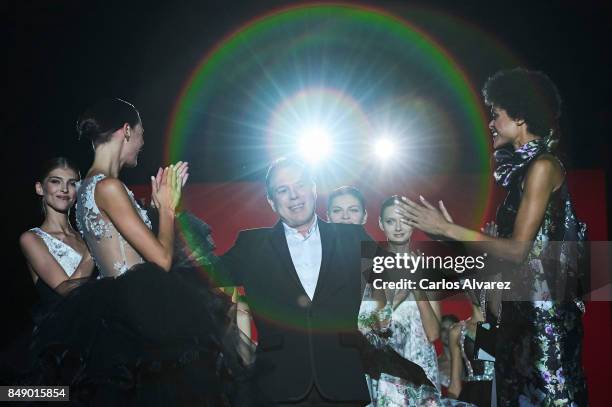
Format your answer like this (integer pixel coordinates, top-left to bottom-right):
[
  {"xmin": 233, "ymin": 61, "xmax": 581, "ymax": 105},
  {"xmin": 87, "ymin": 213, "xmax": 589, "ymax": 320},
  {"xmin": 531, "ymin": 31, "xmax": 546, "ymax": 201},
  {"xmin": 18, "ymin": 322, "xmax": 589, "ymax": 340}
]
[
  {"xmin": 87, "ymin": 144, "xmax": 123, "ymax": 178},
  {"xmin": 388, "ymin": 241, "xmax": 410, "ymax": 253},
  {"xmin": 513, "ymin": 132, "xmax": 541, "ymax": 150},
  {"xmin": 41, "ymin": 209, "xmax": 72, "ymax": 235}
]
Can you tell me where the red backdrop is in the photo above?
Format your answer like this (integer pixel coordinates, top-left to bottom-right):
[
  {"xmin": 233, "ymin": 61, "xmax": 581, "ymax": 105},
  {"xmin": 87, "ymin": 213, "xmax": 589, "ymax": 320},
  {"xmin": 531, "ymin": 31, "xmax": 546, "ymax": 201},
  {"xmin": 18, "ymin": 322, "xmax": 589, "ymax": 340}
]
[{"xmin": 133, "ymin": 169, "xmax": 609, "ymax": 405}]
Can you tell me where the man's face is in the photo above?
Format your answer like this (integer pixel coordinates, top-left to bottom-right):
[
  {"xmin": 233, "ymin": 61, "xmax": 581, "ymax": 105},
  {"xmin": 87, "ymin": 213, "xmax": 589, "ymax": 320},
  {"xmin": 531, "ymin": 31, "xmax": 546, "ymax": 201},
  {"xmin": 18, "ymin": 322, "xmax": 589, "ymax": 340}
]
[{"xmin": 267, "ymin": 164, "xmax": 317, "ymax": 229}]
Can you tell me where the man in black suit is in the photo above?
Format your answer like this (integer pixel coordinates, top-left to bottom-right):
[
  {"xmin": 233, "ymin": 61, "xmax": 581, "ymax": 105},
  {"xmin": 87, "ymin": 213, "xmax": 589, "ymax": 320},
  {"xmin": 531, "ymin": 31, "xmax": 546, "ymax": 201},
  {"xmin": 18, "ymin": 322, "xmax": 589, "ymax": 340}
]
[{"xmin": 219, "ymin": 158, "xmax": 372, "ymax": 406}]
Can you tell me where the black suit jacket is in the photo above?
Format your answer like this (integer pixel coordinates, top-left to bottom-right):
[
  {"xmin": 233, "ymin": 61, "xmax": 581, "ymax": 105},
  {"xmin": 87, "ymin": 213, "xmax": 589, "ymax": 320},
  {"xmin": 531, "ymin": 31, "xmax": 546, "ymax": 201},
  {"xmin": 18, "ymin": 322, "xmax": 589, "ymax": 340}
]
[{"xmin": 219, "ymin": 219, "xmax": 373, "ymax": 403}]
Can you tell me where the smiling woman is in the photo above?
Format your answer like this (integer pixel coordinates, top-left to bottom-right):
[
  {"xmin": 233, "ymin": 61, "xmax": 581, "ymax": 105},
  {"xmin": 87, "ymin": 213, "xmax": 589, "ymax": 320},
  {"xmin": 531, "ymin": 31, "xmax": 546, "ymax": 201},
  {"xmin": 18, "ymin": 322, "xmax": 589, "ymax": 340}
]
[
  {"xmin": 21, "ymin": 99, "xmax": 254, "ymax": 406},
  {"xmin": 19, "ymin": 157, "xmax": 94, "ymax": 317},
  {"xmin": 396, "ymin": 68, "xmax": 588, "ymax": 405},
  {"xmin": 327, "ymin": 185, "xmax": 368, "ymax": 225}
]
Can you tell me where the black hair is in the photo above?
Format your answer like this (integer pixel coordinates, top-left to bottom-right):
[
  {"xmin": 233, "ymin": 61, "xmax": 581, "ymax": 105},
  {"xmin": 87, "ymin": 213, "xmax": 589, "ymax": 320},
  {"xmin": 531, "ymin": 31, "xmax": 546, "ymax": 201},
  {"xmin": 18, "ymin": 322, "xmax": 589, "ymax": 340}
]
[
  {"xmin": 39, "ymin": 156, "xmax": 80, "ymax": 182},
  {"xmin": 327, "ymin": 186, "xmax": 366, "ymax": 213},
  {"xmin": 76, "ymin": 98, "xmax": 141, "ymax": 146},
  {"xmin": 482, "ymin": 68, "xmax": 562, "ymax": 140},
  {"xmin": 265, "ymin": 157, "xmax": 313, "ymax": 199},
  {"xmin": 379, "ymin": 195, "xmax": 400, "ymax": 219}
]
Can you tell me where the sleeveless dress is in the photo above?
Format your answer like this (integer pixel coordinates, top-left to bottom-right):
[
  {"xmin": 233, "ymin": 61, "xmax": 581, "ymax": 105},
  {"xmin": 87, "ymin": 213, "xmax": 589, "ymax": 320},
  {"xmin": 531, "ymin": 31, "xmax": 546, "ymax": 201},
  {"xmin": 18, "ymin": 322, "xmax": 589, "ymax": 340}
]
[
  {"xmin": 28, "ymin": 174, "xmax": 252, "ymax": 406},
  {"xmin": 0, "ymin": 228, "xmax": 86, "ymax": 386},
  {"xmin": 493, "ymin": 140, "xmax": 588, "ymax": 406},
  {"xmin": 358, "ymin": 287, "xmax": 475, "ymax": 406},
  {"xmin": 28, "ymin": 227, "xmax": 83, "ymax": 324},
  {"xmin": 457, "ymin": 321, "xmax": 494, "ymax": 406}
]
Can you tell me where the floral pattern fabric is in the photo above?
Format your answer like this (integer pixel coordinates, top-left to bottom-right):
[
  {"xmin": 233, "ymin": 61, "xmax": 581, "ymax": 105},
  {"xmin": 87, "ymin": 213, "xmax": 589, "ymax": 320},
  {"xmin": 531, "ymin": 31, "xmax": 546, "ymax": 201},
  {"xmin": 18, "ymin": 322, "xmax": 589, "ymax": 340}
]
[
  {"xmin": 76, "ymin": 174, "xmax": 152, "ymax": 276},
  {"xmin": 359, "ymin": 288, "xmax": 474, "ymax": 406},
  {"xmin": 494, "ymin": 140, "xmax": 588, "ymax": 406}
]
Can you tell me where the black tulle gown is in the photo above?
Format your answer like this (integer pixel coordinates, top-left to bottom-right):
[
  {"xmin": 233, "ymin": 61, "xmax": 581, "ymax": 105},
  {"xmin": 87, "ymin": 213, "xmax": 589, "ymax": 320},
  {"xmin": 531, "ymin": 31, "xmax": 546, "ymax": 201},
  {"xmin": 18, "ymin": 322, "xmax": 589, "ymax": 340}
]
[{"xmin": 24, "ymin": 175, "xmax": 254, "ymax": 406}]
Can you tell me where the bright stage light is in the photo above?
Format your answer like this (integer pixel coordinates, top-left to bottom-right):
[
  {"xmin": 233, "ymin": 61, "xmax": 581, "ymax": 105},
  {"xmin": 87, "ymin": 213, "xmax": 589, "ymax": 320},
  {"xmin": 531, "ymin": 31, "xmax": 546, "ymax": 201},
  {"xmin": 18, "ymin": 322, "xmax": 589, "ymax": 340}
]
[
  {"xmin": 298, "ymin": 127, "xmax": 332, "ymax": 163},
  {"xmin": 374, "ymin": 137, "xmax": 396, "ymax": 160}
]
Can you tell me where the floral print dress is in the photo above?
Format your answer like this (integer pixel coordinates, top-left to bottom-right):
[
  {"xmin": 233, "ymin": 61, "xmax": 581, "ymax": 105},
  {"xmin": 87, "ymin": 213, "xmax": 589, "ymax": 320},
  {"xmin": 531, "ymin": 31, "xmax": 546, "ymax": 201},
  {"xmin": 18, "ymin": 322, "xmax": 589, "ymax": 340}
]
[
  {"xmin": 494, "ymin": 139, "xmax": 588, "ymax": 406},
  {"xmin": 359, "ymin": 288, "xmax": 475, "ymax": 406}
]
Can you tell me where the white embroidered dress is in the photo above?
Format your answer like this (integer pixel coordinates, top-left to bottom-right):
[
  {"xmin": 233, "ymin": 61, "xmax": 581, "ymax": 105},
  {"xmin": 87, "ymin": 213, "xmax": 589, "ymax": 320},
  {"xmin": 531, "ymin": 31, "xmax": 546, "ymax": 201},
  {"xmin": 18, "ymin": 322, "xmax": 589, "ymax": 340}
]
[
  {"xmin": 30, "ymin": 227, "xmax": 82, "ymax": 276},
  {"xmin": 76, "ymin": 174, "xmax": 151, "ymax": 277}
]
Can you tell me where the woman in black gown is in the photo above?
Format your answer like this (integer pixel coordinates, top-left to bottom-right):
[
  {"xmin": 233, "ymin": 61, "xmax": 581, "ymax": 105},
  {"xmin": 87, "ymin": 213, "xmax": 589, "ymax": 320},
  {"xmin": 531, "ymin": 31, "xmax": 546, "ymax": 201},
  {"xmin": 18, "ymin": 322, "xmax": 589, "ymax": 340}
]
[
  {"xmin": 395, "ymin": 68, "xmax": 587, "ymax": 406},
  {"xmin": 29, "ymin": 98, "xmax": 253, "ymax": 406}
]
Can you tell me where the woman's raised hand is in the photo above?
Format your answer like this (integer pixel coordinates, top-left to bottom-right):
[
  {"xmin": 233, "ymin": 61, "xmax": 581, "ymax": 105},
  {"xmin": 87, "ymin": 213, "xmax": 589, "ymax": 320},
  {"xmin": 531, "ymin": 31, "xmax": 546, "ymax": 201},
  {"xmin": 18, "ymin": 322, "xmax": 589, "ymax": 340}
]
[
  {"xmin": 394, "ymin": 195, "xmax": 452, "ymax": 236},
  {"xmin": 151, "ymin": 161, "xmax": 189, "ymax": 212}
]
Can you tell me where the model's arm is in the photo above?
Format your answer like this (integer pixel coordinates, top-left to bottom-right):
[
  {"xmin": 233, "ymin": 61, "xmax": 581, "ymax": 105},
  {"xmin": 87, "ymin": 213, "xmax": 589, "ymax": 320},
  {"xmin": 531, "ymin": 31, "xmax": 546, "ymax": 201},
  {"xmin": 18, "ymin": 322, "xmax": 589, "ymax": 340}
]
[
  {"xmin": 20, "ymin": 232, "xmax": 92, "ymax": 290},
  {"xmin": 447, "ymin": 323, "xmax": 463, "ymax": 398},
  {"xmin": 95, "ymin": 166, "xmax": 183, "ymax": 271},
  {"xmin": 397, "ymin": 156, "xmax": 562, "ymax": 264},
  {"xmin": 71, "ymin": 250, "xmax": 95, "ymax": 279},
  {"xmin": 414, "ymin": 290, "xmax": 441, "ymax": 342}
]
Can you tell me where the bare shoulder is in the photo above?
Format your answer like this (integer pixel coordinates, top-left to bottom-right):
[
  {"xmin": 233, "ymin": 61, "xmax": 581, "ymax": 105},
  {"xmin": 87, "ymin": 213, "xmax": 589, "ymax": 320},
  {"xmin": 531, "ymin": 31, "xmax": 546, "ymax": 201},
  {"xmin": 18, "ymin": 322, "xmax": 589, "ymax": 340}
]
[
  {"xmin": 94, "ymin": 178, "xmax": 131, "ymax": 207},
  {"xmin": 19, "ymin": 230, "xmax": 40, "ymax": 248},
  {"xmin": 529, "ymin": 154, "xmax": 562, "ymax": 175},
  {"xmin": 19, "ymin": 230, "xmax": 48, "ymax": 258},
  {"xmin": 526, "ymin": 153, "xmax": 564, "ymax": 190},
  {"xmin": 95, "ymin": 177, "xmax": 127, "ymax": 195}
]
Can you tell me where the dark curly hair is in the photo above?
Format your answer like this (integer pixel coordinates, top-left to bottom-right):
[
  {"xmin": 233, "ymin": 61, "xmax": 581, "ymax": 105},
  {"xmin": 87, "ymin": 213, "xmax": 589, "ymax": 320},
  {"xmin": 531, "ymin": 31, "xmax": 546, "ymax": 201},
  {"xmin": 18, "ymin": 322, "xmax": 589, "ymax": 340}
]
[{"xmin": 482, "ymin": 68, "xmax": 562, "ymax": 139}]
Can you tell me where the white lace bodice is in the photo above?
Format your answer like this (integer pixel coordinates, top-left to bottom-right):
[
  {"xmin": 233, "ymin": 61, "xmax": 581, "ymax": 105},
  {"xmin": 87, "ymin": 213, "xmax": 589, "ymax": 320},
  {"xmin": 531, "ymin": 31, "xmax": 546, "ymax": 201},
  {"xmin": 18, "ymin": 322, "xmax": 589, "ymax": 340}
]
[
  {"xmin": 30, "ymin": 228, "xmax": 82, "ymax": 277},
  {"xmin": 76, "ymin": 174, "xmax": 151, "ymax": 277}
]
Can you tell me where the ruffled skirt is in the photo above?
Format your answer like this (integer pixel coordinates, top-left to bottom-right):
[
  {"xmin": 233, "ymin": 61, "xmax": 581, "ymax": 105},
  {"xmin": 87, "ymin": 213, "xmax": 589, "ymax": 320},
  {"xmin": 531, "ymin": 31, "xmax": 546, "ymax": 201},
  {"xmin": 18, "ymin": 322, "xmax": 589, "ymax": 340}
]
[{"xmin": 26, "ymin": 263, "xmax": 252, "ymax": 406}]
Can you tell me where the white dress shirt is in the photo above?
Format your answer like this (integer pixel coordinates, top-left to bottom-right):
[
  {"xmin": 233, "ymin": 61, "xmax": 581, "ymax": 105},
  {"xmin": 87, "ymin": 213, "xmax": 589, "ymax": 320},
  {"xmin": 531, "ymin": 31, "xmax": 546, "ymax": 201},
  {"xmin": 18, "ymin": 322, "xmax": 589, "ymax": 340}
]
[{"xmin": 283, "ymin": 216, "xmax": 322, "ymax": 300}]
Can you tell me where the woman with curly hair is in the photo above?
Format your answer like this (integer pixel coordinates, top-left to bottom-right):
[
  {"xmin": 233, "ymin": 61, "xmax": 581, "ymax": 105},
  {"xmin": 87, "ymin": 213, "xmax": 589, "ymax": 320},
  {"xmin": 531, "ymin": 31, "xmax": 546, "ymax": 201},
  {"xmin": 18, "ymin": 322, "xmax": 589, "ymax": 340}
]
[{"xmin": 395, "ymin": 68, "xmax": 588, "ymax": 406}]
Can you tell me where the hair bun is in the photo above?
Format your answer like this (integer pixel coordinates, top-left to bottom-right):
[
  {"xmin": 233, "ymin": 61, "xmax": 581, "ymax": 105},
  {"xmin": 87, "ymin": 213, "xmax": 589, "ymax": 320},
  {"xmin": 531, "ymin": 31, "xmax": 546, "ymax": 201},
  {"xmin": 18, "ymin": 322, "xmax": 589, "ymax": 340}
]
[{"xmin": 76, "ymin": 117, "xmax": 101, "ymax": 141}]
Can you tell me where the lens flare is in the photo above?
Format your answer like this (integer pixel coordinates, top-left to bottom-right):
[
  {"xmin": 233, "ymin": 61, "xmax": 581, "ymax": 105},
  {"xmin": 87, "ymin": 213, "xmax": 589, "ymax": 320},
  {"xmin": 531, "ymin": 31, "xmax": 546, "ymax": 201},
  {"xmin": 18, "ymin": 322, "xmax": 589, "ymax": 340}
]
[
  {"xmin": 164, "ymin": 3, "xmax": 523, "ymax": 330},
  {"xmin": 298, "ymin": 126, "xmax": 332, "ymax": 163},
  {"xmin": 374, "ymin": 137, "xmax": 396, "ymax": 160}
]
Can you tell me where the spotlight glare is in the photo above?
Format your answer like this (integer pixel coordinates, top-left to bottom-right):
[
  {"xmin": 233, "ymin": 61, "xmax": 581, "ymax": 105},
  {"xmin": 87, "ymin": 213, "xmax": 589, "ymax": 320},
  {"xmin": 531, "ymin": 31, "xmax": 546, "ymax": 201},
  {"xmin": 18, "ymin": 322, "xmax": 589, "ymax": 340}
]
[
  {"xmin": 374, "ymin": 137, "xmax": 395, "ymax": 160},
  {"xmin": 298, "ymin": 127, "xmax": 332, "ymax": 163}
]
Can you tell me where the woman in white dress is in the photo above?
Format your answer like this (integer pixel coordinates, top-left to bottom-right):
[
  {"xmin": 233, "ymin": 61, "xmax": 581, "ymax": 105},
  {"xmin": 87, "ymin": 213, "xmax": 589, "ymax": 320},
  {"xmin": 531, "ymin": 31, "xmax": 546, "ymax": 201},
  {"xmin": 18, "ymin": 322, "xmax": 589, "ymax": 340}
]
[
  {"xmin": 19, "ymin": 157, "xmax": 94, "ymax": 320},
  {"xmin": 358, "ymin": 195, "xmax": 443, "ymax": 406}
]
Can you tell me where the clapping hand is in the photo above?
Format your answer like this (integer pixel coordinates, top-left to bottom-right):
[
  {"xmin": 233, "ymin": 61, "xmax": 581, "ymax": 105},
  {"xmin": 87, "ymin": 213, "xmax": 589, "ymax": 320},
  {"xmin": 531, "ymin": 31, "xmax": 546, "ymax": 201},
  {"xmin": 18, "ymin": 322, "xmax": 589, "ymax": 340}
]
[
  {"xmin": 150, "ymin": 161, "xmax": 189, "ymax": 211},
  {"xmin": 394, "ymin": 195, "xmax": 454, "ymax": 237}
]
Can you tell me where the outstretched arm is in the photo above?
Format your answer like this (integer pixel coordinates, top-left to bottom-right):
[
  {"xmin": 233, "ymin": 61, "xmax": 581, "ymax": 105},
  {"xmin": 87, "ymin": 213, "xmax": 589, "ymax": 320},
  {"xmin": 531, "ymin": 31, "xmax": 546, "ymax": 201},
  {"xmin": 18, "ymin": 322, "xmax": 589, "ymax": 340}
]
[{"xmin": 396, "ymin": 157, "xmax": 562, "ymax": 264}]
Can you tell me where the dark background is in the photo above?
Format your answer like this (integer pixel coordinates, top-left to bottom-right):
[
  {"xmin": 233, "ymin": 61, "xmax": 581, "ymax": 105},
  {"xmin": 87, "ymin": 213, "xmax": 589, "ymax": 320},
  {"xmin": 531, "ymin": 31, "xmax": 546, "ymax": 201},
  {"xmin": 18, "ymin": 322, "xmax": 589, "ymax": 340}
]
[
  {"xmin": 11, "ymin": 0, "xmax": 611, "ymax": 179},
  {"xmin": 7, "ymin": 0, "xmax": 612, "ymax": 397}
]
